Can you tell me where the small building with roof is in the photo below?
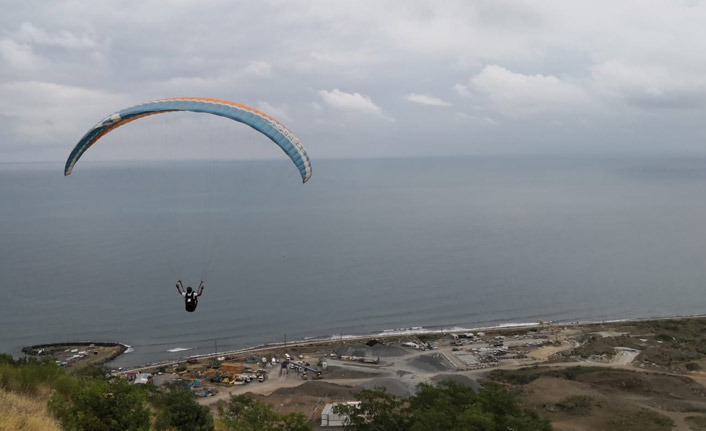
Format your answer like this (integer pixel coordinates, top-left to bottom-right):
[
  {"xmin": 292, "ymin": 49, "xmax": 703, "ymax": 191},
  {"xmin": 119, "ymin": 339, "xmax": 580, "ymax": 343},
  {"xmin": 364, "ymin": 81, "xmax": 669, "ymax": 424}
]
[{"xmin": 320, "ymin": 402, "xmax": 360, "ymax": 427}]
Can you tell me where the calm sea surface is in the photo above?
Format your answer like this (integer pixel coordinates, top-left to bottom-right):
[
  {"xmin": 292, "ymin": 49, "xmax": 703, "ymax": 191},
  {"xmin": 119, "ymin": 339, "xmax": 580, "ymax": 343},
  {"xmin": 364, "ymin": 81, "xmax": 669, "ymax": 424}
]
[{"xmin": 2, "ymin": 156, "xmax": 706, "ymax": 367}]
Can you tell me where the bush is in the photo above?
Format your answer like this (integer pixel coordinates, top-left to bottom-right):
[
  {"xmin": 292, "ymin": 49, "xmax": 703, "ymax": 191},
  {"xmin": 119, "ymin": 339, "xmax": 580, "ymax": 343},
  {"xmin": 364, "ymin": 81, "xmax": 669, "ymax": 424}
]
[
  {"xmin": 49, "ymin": 378, "xmax": 150, "ymax": 431},
  {"xmin": 0, "ymin": 357, "xmax": 71, "ymax": 396},
  {"xmin": 153, "ymin": 385, "xmax": 213, "ymax": 431},
  {"xmin": 488, "ymin": 367, "xmax": 545, "ymax": 385},
  {"xmin": 555, "ymin": 395, "xmax": 598, "ymax": 415},
  {"xmin": 336, "ymin": 380, "xmax": 551, "ymax": 431},
  {"xmin": 656, "ymin": 333, "xmax": 674, "ymax": 342},
  {"xmin": 550, "ymin": 366, "xmax": 604, "ymax": 381},
  {"xmin": 217, "ymin": 394, "xmax": 312, "ymax": 431}
]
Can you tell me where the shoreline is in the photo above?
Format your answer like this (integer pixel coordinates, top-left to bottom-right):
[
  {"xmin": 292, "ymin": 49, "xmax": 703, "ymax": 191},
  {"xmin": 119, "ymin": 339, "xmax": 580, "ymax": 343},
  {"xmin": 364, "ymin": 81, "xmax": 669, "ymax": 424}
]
[
  {"xmin": 19, "ymin": 308, "xmax": 705, "ymax": 430},
  {"xmin": 80, "ymin": 312, "xmax": 706, "ymax": 372},
  {"xmin": 21, "ymin": 341, "xmax": 129, "ymax": 368},
  {"xmin": 22, "ymin": 341, "xmax": 129, "ymax": 357}
]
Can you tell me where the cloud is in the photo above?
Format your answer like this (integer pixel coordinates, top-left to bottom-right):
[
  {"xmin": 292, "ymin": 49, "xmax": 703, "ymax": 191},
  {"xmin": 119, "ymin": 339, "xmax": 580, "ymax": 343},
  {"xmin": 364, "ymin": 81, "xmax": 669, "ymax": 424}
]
[
  {"xmin": 1, "ymin": 1, "xmax": 706, "ymax": 160},
  {"xmin": 453, "ymin": 84, "xmax": 471, "ymax": 97},
  {"xmin": 14, "ymin": 22, "xmax": 99, "ymax": 49},
  {"xmin": 593, "ymin": 60, "xmax": 675, "ymax": 96},
  {"xmin": 0, "ymin": 21, "xmax": 108, "ymax": 82},
  {"xmin": 294, "ymin": 49, "xmax": 379, "ymax": 73},
  {"xmin": 317, "ymin": 89, "xmax": 386, "ymax": 117},
  {"xmin": 455, "ymin": 112, "xmax": 498, "ymax": 126},
  {"xmin": 466, "ymin": 65, "xmax": 588, "ymax": 116},
  {"xmin": 405, "ymin": 93, "xmax": 451, "ymax": 107},
  {"xmin": 156, "ymin": 60, "xmax": 273, "ymax": 94},
  {"xmin": 0, "ymin": 81, "xmax": 126, "ymax": 141},
  {"xmin": 0, "ymin": 39, "xmax": 42, "ymax": 70},
  {"xmin": 159, "ymin": 76, "xmax": 216, "ymax": 92},
  {"xmin": 376, "ymin": 1, "xmax": 550, "ymax": 62},
  {"xmin": 256, "ymin": 101, "xmax": 292, "ymax": 124},
  {"xmin": 592, "ymin": 59, "xmax": 706, "ymax": 110},
  {"xmin": 243, "ymin": 61, "xmax": 272, "ymax": 77}
]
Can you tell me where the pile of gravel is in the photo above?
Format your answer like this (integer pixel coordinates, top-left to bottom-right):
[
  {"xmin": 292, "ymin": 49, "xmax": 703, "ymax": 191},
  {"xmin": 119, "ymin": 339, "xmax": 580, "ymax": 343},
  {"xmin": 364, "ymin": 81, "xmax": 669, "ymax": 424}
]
[
  {"xmin": 336, "ymin": 343, "xmax": 408, "ymax": 358},
  {"xmin": 407, "ymin": 354, "xmax": 455, "ymax": 372},
  {"xmin": 358, "ymin": 377, "xmax": 415, "ymax": 397},
  {"xmin": 325, "ymin": 366, "xmax": 380, "ymax": 379},
  {"xmin": 271, "ymin": 381, "xmax": 359, "ymax": 398}
]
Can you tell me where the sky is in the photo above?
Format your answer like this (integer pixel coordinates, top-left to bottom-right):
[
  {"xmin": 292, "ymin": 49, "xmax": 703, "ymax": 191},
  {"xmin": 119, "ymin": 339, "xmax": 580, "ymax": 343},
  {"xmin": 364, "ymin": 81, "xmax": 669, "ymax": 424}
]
[{"xmin": 1, "ymin": 0, "xmax": 706, "ymax": 164}]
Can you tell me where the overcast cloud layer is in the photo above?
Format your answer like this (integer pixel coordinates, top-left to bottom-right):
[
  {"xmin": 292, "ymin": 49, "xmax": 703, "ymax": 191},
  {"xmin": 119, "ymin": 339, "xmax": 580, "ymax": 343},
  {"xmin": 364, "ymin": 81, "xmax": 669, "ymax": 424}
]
[{"xmin": 2, "ymin": 0, "xmax": 706, "ymax": 163}]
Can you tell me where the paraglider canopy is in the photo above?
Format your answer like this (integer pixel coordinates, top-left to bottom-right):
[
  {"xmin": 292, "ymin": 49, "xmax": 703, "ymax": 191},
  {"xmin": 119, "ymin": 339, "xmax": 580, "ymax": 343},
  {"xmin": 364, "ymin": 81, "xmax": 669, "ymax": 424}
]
[{"xmin": 64, "ymin": 97, "xmax": 312, "ymax": 183}]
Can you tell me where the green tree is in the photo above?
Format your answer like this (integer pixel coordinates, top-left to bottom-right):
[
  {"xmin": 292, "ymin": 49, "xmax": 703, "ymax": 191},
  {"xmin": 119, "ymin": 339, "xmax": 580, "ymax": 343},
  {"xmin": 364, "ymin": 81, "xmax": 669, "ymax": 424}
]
[
  {"xmin": 217, "ymin": 394, "xmax": 313, "ymax": 431},
  {"xmin": 408, "ymin": 381, "xmax": 484, "ymax": 431},
  {"xmin": 72, "ymin": 364, "xmax": 111, "ymax": 380},
  {"xmin": 337, "ymin": 381, "xmax": 551, "ymax": 431},
  {"xmin": 479, "ymin": 382, "xmax": 551, "ymax": 431},
  {"xmin": 280, "ymin": 411, "xmax": 314, "ymax": 431},
  {"xmin": 49, "ymin": 377, "xmax": 150, "ymax": 431},
  {"xmin": 335, "ymin": 388, "xmax": 409, "ymax": 431},
  {"xmin": 0, "ymin": 355, "xmax": 70, "ymax": 395},
  {"xmin": 153, "ymin": 384, "xmax": 214, "ymax": 431}
]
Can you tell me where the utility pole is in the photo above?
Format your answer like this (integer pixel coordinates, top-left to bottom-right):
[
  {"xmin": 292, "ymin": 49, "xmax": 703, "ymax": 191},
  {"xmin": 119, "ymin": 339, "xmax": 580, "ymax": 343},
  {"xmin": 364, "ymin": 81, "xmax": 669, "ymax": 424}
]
[{"xmin": 209, "ymin": 339, "xmax": 219, "ymax": 369}]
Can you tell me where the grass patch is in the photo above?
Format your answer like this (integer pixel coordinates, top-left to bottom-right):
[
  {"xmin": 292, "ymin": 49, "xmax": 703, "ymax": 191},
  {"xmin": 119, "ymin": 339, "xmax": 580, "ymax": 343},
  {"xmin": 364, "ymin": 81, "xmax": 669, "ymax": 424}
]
[
  {"xmin": 0, "ymin": 388, "xmax": 61, "ymax": 431},
  {"xmin": 548, "ymin": 366, "xmax": 606, "ymax": 381},
  {"xmin": 555, "ymin": 395, "xmax": 599, "ymax": 416},
  {"xmin": 0, "ymin": 357, "xmax": 77, "ymax": 431},
  {"xmin": 0, "ymin": 359, "xmax": 74, "ymax": 396},
  {"xmin": 686, "ymin": 362, "xmax": 702, "ymax": 371},
  {"xmin": 604, "ymin": 407, "xmax": 674, "ymax": 431},
  {"xmin": 488, "ymin": 367, "xmax": 547, "ymax": 385},
  {"xmin": 488, "ymin": 366, "xmax": 606, "ymax": 385},
  {"xmin": 620, "ymin": 318, "xmax": 706, "ymax": 355},
  {"xmin": 686, "ymin": 415, "xmax": 706, "ymax": 431},
  {"xmin": 656, "ymin": 333, "xmax": 675, "ymax": 342}
]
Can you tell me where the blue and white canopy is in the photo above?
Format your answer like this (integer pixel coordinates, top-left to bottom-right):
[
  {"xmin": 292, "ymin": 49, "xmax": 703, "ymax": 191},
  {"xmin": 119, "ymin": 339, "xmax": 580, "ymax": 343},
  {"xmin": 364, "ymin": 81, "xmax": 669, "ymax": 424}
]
[{"xmin": 64, "ymin": 97, "xmax": 312, "ymax": 183}]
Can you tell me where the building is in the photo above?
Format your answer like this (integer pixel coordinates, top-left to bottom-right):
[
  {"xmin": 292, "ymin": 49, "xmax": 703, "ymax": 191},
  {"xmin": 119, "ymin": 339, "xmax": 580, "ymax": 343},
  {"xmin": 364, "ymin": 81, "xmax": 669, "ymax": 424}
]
[
  {"xmin": 133, "ymin": 373, "xmax": 153, "ymax": 384},
  {"xmin": 320, "ymin": 402, "xmax": 360, "ymax": 427}
]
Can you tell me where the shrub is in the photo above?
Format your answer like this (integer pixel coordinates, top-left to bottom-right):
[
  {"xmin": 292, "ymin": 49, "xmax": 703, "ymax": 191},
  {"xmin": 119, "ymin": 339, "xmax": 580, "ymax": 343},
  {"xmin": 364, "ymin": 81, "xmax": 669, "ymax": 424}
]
[{"xmin": 49, "ymin": 378, "xmax": 150, "ymax": 431}]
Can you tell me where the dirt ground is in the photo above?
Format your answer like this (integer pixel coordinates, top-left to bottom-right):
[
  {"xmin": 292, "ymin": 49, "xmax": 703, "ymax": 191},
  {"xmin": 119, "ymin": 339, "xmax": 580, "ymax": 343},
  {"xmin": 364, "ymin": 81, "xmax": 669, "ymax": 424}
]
[
  {"xmin": 113, "ymin": 316, "xmax": 706, "ymax": 430},
  {"xmin": 517, "ymin": 370, "xmax": 706, "ymax": 431}
]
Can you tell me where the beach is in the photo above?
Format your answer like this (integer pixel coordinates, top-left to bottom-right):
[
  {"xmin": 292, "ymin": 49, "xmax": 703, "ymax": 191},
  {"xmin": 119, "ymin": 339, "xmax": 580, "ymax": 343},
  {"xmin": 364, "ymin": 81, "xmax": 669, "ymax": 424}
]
[
  {"xmin": 190, "ymin": 315, "xmax": 706, "ymax": 430},
  {"xmin": 25, "ymin": 315, "xmax": 706, "ymax": 429},
  {"xmin": 5, "ymin": 158, "xmax": 706, "ymax": 369}
]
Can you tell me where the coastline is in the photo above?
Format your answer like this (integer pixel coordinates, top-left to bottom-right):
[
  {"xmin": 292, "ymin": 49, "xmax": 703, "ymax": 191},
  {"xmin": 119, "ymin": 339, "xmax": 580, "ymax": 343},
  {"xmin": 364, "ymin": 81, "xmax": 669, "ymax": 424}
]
[
  {"xmin": 16, "ymin": 312, "xmax": 706, "ymax": 430},
  {"xmin": 22, "ymin": 341, "xmax": 129, "ymax": 354},
  {"xmin": 21, "ymin": 342, "xmax": 130, "ymax": 367},
  {"xmin": 59, "ymin": 312, "xmax": 705, "ymax": 372}
]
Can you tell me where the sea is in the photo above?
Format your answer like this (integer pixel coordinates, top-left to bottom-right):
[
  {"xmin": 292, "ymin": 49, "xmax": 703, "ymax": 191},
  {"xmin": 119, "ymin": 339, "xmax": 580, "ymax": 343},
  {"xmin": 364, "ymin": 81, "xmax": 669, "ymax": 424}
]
[{"xmin": 2, "ymin": 156, "xmax": 706, "ymax": 368}]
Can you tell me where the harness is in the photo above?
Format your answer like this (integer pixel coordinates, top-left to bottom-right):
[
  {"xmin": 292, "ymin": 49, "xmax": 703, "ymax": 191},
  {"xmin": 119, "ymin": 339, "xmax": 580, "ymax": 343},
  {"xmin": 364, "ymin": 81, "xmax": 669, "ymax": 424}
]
[{"xmin": 185, "ymin": 291, "xmax": 198, "ymax": 312}]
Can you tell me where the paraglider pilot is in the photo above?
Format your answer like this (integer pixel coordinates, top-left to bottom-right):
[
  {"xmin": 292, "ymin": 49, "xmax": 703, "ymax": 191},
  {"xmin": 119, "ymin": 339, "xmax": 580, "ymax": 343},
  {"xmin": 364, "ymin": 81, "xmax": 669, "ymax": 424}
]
[{"xmin": 176, "ymin": 280, "xmax": 204, "ymax": 312}]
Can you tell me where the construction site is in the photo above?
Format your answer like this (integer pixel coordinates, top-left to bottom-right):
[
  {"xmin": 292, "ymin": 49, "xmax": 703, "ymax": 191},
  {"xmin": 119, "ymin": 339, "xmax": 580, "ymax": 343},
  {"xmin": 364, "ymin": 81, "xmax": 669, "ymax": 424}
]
[{"xmin": 106, "ymin": 316, "xmax": 706, "ymax": 430}]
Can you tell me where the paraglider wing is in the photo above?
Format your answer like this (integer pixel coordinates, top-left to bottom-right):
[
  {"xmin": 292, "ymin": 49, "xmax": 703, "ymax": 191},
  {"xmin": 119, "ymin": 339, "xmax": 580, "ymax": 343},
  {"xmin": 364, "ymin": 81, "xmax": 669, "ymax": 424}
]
[{"xmin": 64, "ymin": 97, "xmax": 312, "ymax": 183}]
